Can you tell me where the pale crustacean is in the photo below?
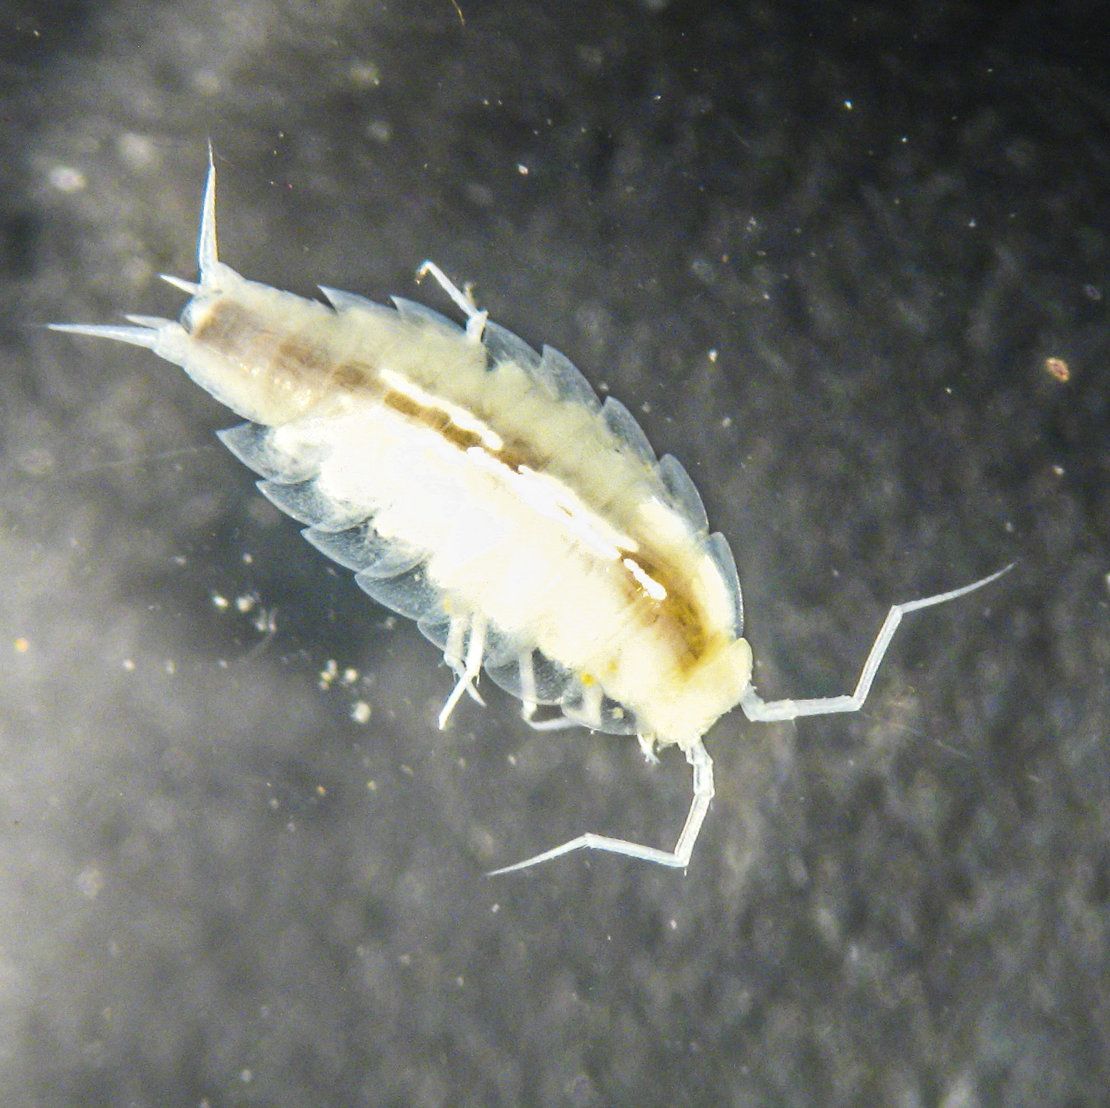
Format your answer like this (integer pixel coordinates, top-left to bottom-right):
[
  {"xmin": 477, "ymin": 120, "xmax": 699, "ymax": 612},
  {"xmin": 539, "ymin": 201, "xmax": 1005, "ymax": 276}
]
[{"xmin": 52, "ymin": 152, "xmax": 1010, "ymax": 873}]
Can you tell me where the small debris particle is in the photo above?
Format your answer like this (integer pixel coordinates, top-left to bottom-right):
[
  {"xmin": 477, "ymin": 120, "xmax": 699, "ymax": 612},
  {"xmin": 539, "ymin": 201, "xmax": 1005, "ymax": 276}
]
[
  {"xmin": 366, "ymin": 779, "xmax": 378, "ymax": 792},
  {"xmin": 315, "ymin": 785, "xmax": 327, "ymax": 797},
  {"xmin": 235, "ymin": 593, "xmax": 257, "ymax": 613},
  {"xmin": 76, "ymin": 866, "xmax": 105, "ymax": 899},
  {"xmin": 708, "ymin": 349, "xmax": 718, "ymax": 363},
  {"xmin": 351, "ymin": 700, "xmax": 372, "ymax": 724},
  {"xmin": 253, "ymin": 607, "xmax": 277, "ymax": 635},
  {"xmin": 13, "ymin": 637, "xmax": 29, "ymax": 654},
  {"xmin": 367, "ymin": 119, "xmax": 392, "ymax": 144},
  {"xmin": 1043, "ymin": 356, "xmax": 1070, "ymax": 382},
  {"xmin": 122, "ymin": 658, "xmax": 136, "ymax": 672},
  {"xmin": 349, "ymin": 61, "xmax": 381, "ymax": 88},
  {"xmin": 49, "ymin": 165, "xmax": 87, "ymax": 193},
  {"xmin": 516, "ymin": 163, "xmax": 529, "ymax": 176},
  {"xmin": 211, "ymin": 593, "xmax": 229, "ymax": 611}
]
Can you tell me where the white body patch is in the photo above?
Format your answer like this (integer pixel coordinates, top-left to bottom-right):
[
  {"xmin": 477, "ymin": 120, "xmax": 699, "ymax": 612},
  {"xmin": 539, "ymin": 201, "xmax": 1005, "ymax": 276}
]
[{"xmin": 52, "ymin": 152, "xmax": 1011, "ymax": 874}]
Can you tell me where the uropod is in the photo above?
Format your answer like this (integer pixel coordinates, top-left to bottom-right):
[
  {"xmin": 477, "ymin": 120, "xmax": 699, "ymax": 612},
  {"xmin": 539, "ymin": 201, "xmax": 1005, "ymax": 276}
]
[{"xmin": 52, "ymin": 152, "xmax": 1011, "ymax": 874}]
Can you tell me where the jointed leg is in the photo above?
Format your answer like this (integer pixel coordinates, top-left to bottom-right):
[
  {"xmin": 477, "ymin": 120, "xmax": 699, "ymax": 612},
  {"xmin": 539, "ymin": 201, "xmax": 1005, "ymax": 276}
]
[
  {"xmin": 740, "ymin": 565, "xmax": 1013, "ymax": 723},
  {"xmin": 438, "ymin": 615, "xmax": 486, "ymax": 729},
  {"xmin": 488, "ymin": 740, "xmax": 715, "ymax": 875},
  {"xmin": 417, "ymin": 260, "xmax": 488, "ymax": 342}
]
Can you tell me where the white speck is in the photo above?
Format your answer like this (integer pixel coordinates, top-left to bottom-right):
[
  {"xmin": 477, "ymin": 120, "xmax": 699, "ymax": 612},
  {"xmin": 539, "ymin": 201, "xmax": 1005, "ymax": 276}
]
[
  {"xmin": 843, "ymin": 99, "xmax": 853, "ymax": 111},
  {"xmin": 122, "ymin": 658, "xmax": 135, "ymax": 672},
  {"xmin": 366, "ymin": 120, "xmax": 392, "ymax": 144},
  {"xmin": 239, "ymin": 1069, "xmax": 253, "ymax": 1084},
  {"xmin": 351, "ymin": 700, "xmax": 372, "ymax": 724},
  {"xmin": 708, "ymin": 348, "xmax": 718, "ymax": 363},
  {"xmin": 349, "ymin": 61, "xmax": 382, "ymax": 87},
  {"xmin": 212, "ymin": 593, "xmax": 229, "ymax": 611},
  {"xmin": 235, "ymin": 593, "xmax": 256, "ymax": 613},
  {"xmin": 49, "ymin": 165, "xmax": 87, "ymax": 193},
  {"xmin": 516, "ymin": 163, "xmax": 529, "ymax": 176},
  {"xmin": 192, "ymin": 69, "xmax": 220, "ymax": 96},
  {"xmin": 117, "ymin": 132, "xmax": 156, "ymax": 169},
  {"xmin": 76, "ymin": 866, "xmax": 105, "ymax": 899}
]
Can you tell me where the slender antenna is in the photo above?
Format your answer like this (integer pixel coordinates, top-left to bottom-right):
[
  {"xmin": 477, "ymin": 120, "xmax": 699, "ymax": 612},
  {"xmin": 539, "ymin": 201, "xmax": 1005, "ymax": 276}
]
[{"xmin": 197, "ymin": 141, "xmax": 219, "ymax": 279}]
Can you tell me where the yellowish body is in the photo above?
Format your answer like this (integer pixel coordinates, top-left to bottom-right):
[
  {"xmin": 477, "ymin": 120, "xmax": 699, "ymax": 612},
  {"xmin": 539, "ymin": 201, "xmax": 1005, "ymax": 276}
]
[
  {"xmin": 171, "ymin": 265, "xmax": 752, "ymax": 751},
  {"xmin": 52, "ymin": 153, "xmax": 1008, "ymax": 873}
]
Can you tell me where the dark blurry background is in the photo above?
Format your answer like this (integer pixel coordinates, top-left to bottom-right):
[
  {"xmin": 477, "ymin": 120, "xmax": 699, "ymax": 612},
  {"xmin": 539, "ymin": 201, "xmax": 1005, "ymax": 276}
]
[{"xmin": 1, "ymin": 1, "xmax": 1106, "ymax": 1104}]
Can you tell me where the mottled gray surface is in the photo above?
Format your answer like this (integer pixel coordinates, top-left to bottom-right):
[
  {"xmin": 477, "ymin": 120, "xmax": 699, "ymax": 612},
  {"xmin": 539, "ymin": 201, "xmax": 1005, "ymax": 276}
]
[{"xmin": 1, "ymin": 1, "xmax": 1106, "ymax": 1104}]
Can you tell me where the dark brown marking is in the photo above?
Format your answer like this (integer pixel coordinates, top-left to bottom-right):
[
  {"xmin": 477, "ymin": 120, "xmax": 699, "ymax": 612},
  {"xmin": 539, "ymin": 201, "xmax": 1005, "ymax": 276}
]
[
  {"xmin": 196, "ymin": 296, "xmax": 721, "ymax": 665},
  {"xmin": 622, "ymin": 548, "xmax": 714, "ymax": 668},
  {"xmin": 332, "ymin": 362, "xmax": 374, "ymax": 390}
]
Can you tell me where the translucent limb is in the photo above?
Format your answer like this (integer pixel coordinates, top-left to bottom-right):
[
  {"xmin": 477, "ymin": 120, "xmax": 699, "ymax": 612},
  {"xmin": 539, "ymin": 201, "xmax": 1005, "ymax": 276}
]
[
  {"xmin": 740, "ymin": 564, "xmax": 1014, "ymax": 723},
  {"xmin": 438, "ymin": 614, "xmax": 486, "ymax": 729},
  {"xmin": 416, "ymin": 260, "xmax": 488, "ymax": 342},
  {"xmin": 488, "ymin": 741, "xmax": 715, "ymax": 875},
  {"xmin": 522, "ymin": 713, "xmax": 579, "ymax": 732},
  {"xmin": 46, "ymin": 322, "xmax": 159, "ymax": 349},
  {"xmin": 637, "ymin": 732, "xmax": 660, "ymax": 765},
  {"xmin": 160, "ymin": 274, "xmax": 201, "ymax": 295}
]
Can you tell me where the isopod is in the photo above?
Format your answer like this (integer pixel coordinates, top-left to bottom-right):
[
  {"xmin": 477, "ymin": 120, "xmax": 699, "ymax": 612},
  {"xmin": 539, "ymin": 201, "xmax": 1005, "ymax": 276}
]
[{"xmin": 51, "ymin": 151, "xmax": 1011, "ymax": 873}]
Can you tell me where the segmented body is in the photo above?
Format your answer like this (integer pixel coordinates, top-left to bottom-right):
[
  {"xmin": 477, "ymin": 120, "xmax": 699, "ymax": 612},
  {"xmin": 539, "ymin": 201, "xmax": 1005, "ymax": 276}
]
[
  {"xmin": 58, "ymin": 158, "xmax": 752, "ymax": 751},
  {"xmin": 52, "ymin": 153, "xmax": 1007, "ymax": 872}
]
